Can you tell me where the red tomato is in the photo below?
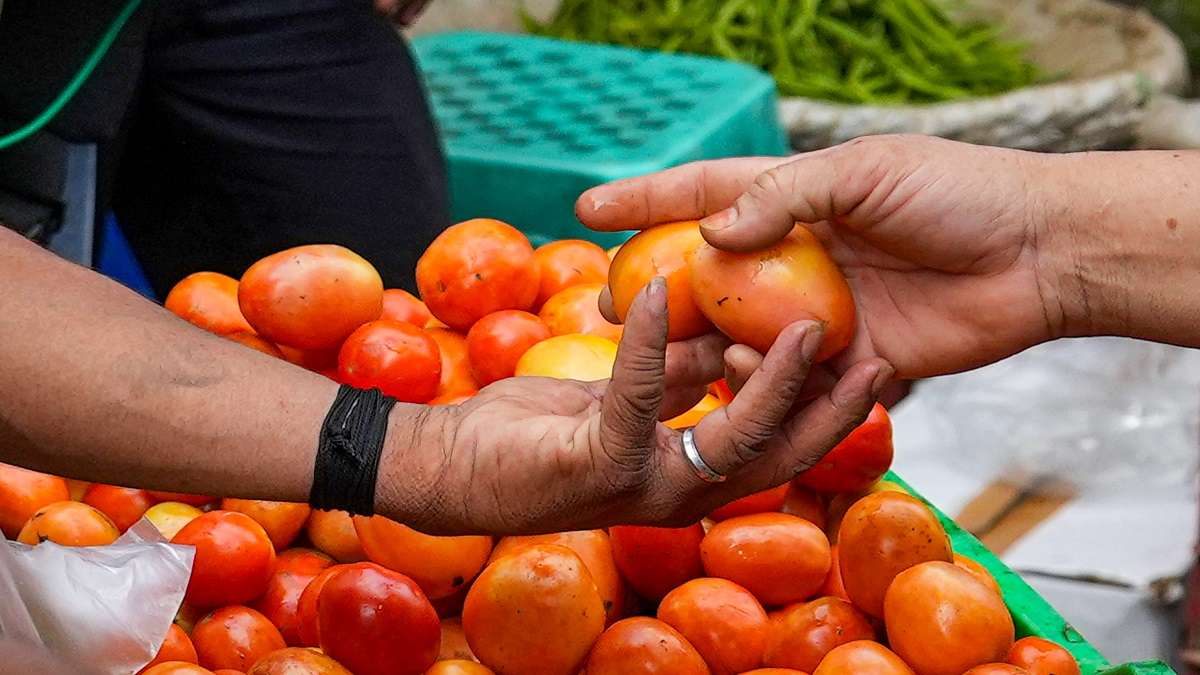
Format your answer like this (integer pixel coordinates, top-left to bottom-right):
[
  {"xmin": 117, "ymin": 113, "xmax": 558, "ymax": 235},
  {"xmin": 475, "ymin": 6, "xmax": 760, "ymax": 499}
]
[
  {"xmin": 965, "ymin": 667, "xmax": 1031, "ymax": 675},
  {"xmin": 763, "ymin": 597, "xmax": 874, "ymax": 671},
  {"xmin": 165, "ymin": 272, "xmax": 254, "ymax": 336},
  {"xmin": 584, "ymin": 617, "xmax": 709, "ymax": 675},
  {"xmin": 337, "ymin": 320, "xmax": 441, "ymax": 402},
  {"xmin": 318, "ymin": 562, "xmax": 441, "ymax": 675},
  {"xmin": 252, "ymin": 548, "xmax": 333, "ymax": 646},
  {"xmin": 416, "ymin": 219, "xmax": 540, "ymax": 331},
  {"xmin": 0, "ymin": 463, "xmax": 70, "ymax": 538},
  {"xmin": 709, "ymin": 378, "xmax": 734, "ymax": 404},
  {"xmin": 148, "ymin": 491, "xmax": 216, "ymax": 507},
  {"xmin": 609, "ymin": 524, "xmax": 705, "ymax": 601},
  {"xmin": 354, "ymin": 515, "xmax": 492, "ymax": 600},
  {"xmin": 466, "ymin": 310, "xmax": 551, "ymax": 385},
  {"xmin": 538, "ymin": 283, "xmax": 623, "ymax": 343},
  {"xmin": 138, "ymin": 624, "xmax": 199, "ymax": 674},
  {"xmin": 171, "ymin": 511, "xmax": 276, "ymax": 607},
  {"xmin": 305, "ymin": 509, "xmax": 366, "ymax": 563},
  {"xmin": 782, "ymin": 484, "xmax": 827, "ymax": 530},
  {"xmin": 192, "ymin": 606, "xmax": 286, "ymax": 672},
  {"xmin": 609, "ymin": 221, "xmax": 711, "ymax": 341},
  {"xmin": 426, "ymin": 328, "xmax": 480, "ymax": 397},
  {"xmin": 1006, "ymin": 637, "xmax": 1081, "ymax": 675},
  {"xmin": 954, "ymin": 553, "xmax": 1003, "ymax": 597},
  {"xmin": 812, "ymin": 641, "xmax": 914, "ymax": 675},
  {"xmin": 296, "ymin": 564, "xmax": 368, "ymax": 647},
  {"xmin": 709, "ymin": 483, "xmax": 790, "ymax": 521},
  {"xmin": 83, "ymin": 484, "xmax": 155, "ymax": 533},
  {"xmin": 819, "ymin": 545, "xmax": 850, "ymax": 602},
  {"xmin": 220, "ymin": 499, "xmax": 311, "ymax": 550},
  {"xmin": 701, "ymin": 513, "xmax": 831, "ymax": 606},
  {"xmin": 239, "ymin": 245, "xmax": 383, "ymax": 350},
  {"xmin": 17, "ymin": 501, "xmax": 119, "ymax": 546},
  {"xmin": 689, "ymin": 225, "xmax": 855, "ymax": 361},
  {"xmin": 657, "ymin": 578, "xmax": 768, "ymax": 675},
  {"xmin": 884, "ymin": 561, "xmax": 1015, "ymax": 675},
  {"xmin": 277, "ymin": 345, "xmax": 339, "ymax": 372},
  {"xmin": 795, "ymin": 404, "xmax": 893, "ymax": 494},
  {"xmin": 381, "ymin": 288, "xmax": 433, "ymax": 326},
  {"xmin": 425, "ymin": 661, "xmax": 494, "ymax": 675},
  {"xmin": 223, "ymin": 332, "xmax": 285, "ymax": 359},
  {"xmin": 246, "ymin": 647, "xmax": 352, "ymax": 674},
  {"xmin": 531, "ymin": 239, "xmax": 610, "ymax": 309}
]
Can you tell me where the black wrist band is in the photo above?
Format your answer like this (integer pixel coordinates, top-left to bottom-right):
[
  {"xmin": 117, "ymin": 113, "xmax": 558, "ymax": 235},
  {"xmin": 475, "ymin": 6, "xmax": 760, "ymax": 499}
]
[{"xmin": 310, "ymin": 384, "xmax": 397, "ymax": 516}]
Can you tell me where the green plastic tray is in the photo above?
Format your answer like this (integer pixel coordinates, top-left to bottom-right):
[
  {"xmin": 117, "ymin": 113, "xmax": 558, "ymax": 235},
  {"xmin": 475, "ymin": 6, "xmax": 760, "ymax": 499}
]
[
  {"xmin": 887, "ymin": 472, "xmax": 1175, "ymax": 675},
  {"xmin": 412, "ymin": 32, "xmax": 789, "ymax": 248}
]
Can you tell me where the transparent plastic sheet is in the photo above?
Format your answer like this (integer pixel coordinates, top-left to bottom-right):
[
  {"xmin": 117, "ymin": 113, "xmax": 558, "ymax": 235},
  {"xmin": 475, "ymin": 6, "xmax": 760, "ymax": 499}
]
[{"xmin": 0, "ymin": 518, "xmax": 194, "ymax": 674}]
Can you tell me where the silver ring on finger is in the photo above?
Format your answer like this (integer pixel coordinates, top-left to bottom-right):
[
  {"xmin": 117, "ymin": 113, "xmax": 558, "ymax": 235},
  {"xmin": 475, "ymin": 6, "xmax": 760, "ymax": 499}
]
[{"xmin": 682, "ymin": 427, "xmax": 727, "ymax": 484}]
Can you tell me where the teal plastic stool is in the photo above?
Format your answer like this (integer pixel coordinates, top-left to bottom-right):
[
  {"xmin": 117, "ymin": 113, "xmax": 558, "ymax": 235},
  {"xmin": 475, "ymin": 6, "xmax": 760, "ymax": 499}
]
[{"xmin": 412, "ymin": 32, "xmax": 789, "ymax": 248}]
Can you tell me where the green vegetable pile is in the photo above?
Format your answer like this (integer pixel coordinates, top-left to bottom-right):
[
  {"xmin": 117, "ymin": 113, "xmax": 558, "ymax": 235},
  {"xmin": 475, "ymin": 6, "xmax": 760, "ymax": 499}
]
[{"xmin": 523, "ymin": 0, "xmax": 1043, "ymax": 105}]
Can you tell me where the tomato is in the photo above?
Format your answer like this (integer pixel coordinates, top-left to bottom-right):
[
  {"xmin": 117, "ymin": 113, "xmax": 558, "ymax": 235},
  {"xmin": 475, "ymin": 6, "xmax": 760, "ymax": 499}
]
[
  {"xmin": 584, "ymin": 617, "xmax": 709, "ymax": 675},
  {"xmin": 239, "ymin": 244, "xmax": 383, "ymax": 350},
  {"xmin": 305, "ymin": 509, "xmax": 366, "ymax": 563},
  {"xmin": 538, "ymin": 283, "xmax": 623, "ymax": 343},
  {"xmin": 709, "ymin": 378, "xmax": 735, "ymax": 404},
  {"xmin": 83, "ymin": 484, "xmax": 155, "ymax": 533},
  {"xmin": 665, "ymin": 393, "xmax": 722, "ymax": 430},
  {"xmin": 795, "ymin": 404, "xmax": 892, "ymax": 494},
  {"xmin": 318, "ymin": 562, "xmax": 441, "ymax": 675},
  {"xmin": 689, "ymin": 225, "xmax": 855, "ymax": 362},
  {"xmin": 819, "ymin": 545, "xmax": 849, "ymax": 602},
  {"xmin": 823, "ymin": 480, "xmax": 906, "ymax": 543},
  {"xmin": 782, "ymin": 485, "xmax": 827, "ymax": 530},
  {"xmin": 192, "ymin": 606, "xmax": 286, "ymax": 672},
  {"xmin": 430, "ymin": 391, "xmax": 477, "ymax": 405},
  {"xmin": 141, "ymin": 664, "xmax": 215, "ymax": 675},
  {"xmin": 489, "ymin": 529, "xmax": 625, "ymax": 625},
  {"xmin": 426, "ymin": 661, "xmax": 495, "ymax": 675},
  {"xmin": 1006, "ymin": 637, "xmax": 1081, "ymax": 675},
  {"xmin": 148, "ymin": 491, "xmax": 216, "ymax": 507},
  {"xmin": 965, "ymin": 667, "xmax": 1031, "ymax": 675},
  {"xmin": 17, "ymin": 500, "xmax": 119, "ymax": 546},
  {"xmin": 836, "ymin": 491, "xmax": 951, "ymax": 618},
  {"xmin": 700, "ymin": 513, "xmax": 831, "ymax": 606},
  {"xmin": 175, "ymin": 603, "xmax": 208, "ymax": 635},
  {"xmin": 514, "ymin": 334, "xmax": 617, "ymax": 381},
  {"xmin": 337, "ymin": 320, "xmax": 441, "ymax": 403},
  {"xmin": 427, "ymin": 328, "xmax": 480, "ymax": 397},
  {"xmin": 657, "ymin": 577, "xmax": 768, "ymax": 675},
  {"xmin": 277, "ymin": 344, "xmax": 340, "ymax": 372},
  {"xmin": 606, "ymin": 245, "xmax": 621, "ymax": 260},
  {"xmin": 416, "ymin": 219, "xmax": 540, "ymax": 331},
  {"xmin": 353, "ymin": 515, "xmax": 492, "ymax": 600},
  {"xmin": 709, "ymin": 483, "xmax": 790, "ymax": 521},
  {"xmin": 165, "ymin": 272, "xmax": 254, "ymax": 336},
  {"xmin": 466, "ymin": 310, "xmax": 551, "ymax": 385},
  {"xmin": 812, "ymin": 641, "xmax": 913, "ymax": 675},
  {"xmin": 212, "ymin": 671, "xmax": 244, "ymax": 675},
  {"xmin": 145, "ymin": 502, "xmax": 204, "ymax": 541},
  {"xmin": 252, "ymin": 548, "xmax": 333, "ymax": 646},
  {"xmin": 531, "ymin": 239, "xmax": 611, "ymax": 309},
  {"xmin": 224, "ymin": 332, "xmax": 285, "ymax": 359},
  {"xmin": 138, "ymin": 624, "xmax": 199, "ymax": 674},
  {"xmin": 439, "ymin": 617, "xmax": 477, "ymax": 662},
  {"xmin": 246, "ymin": 647, "xmax": 352, "ymax": 674},
  {"xmin": 381, "ymin": 288, "xmax": 433, "ymax": 326},
  {"xmin": 463, "ymin": 544, "xmax": 604, "ymax": 675},
  {"xmin": 296, "ymin": 564, "xmax": 364, "ymax": 647},
  {"xmin": 954, "ymin": 553, "xmax": 1003, "ymax": 597},
  {"xmin": 884, "ymin": 561, "xmax": 1015, "ymax": 675},
  {"xmin": 608, "ymin": 221, "xmax": 711, "ymax": 341},
  {"xmin": 65, "ymin": 478, "xmax": 90, "ymax": 501},
  {"xmin": 221, "ymin": 499, "xmax": 311, "ymax": 550},
  {"xmin": 763, "ymin": 597, "xmax": 874, "ymax": 671},
  {"xmin": 172, "ymin": 511, "xmax": 276, "ymax": 607},
  {"xmin": 742, "ymin": 670, "xmax": 810, "ymax": 675},
  {"xmin": 0, "ymin": 463, "xmax": 70, "ymax": 538},
  {"xmin": 609, "ymin": 524, "xmax": 704, "ymax": 601}
]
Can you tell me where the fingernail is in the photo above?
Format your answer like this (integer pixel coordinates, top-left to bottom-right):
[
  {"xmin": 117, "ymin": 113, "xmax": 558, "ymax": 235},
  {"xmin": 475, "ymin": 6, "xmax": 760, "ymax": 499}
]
[
  {"xmin": 700, "ymin": 207, "xmax": 738, "ymax": 232},
  {"xmin": 870, "ymin": 364, "xmax": 895, "ymax": 398},
  {"xmin": 799, "ymin": 322, "xmax": 825, "ymax": 360}
]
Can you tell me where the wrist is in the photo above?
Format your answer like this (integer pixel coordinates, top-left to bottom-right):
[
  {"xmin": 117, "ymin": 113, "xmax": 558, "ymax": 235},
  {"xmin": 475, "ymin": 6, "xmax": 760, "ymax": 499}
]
[{"xmin": 375, "ymin": 403, "xmax": 455, "ymax": 530}]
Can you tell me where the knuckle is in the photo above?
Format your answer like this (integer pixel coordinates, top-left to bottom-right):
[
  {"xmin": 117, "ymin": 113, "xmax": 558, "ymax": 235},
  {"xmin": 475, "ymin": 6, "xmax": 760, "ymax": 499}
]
[{"xmin": 751, "ymin": 167, "xmax": 788, "ymax": 197}]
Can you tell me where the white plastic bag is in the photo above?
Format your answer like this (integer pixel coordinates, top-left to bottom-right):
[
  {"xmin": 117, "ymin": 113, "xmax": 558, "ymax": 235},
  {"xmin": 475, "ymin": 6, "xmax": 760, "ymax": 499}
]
[{"xmin": 0, "ymin": 518, "xmax": 194, "ymax": 675}]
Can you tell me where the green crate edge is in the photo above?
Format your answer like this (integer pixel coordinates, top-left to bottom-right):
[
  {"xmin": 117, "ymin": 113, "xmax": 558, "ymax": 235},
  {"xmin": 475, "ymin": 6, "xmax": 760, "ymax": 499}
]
[{"xmin": 884, "ymin": 472, "xmax": 1175, "ymax": 675}]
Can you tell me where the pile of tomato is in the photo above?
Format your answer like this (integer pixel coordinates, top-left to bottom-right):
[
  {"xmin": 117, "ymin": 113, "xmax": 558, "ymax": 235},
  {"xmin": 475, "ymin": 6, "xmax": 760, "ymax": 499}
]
[{"xmin": 0, "ymin": 219, "xmax": 1085, "ymax": 675}]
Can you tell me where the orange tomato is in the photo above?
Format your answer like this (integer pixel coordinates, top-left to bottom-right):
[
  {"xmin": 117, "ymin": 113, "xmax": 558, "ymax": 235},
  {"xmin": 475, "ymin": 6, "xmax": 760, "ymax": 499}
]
[
  {"xmin": 763, "ymin": 597, "xmax": 874, "ymax": 671},
  {"xmin": 425, "ymin": 661, "xmax": 495, "ymax": 675},
  {"xmin": 138, "ymin": 624, "xmax": 199, "ymax": 674},
  {"xmin": 416, "ymin": 219, "xmax": 540, "ymax": 331},
  {"xmin": 148, "ymin": 491, "xmax": 216, "ymax": 507},
  {"xmin": 192, "ymin": 606, "xmax": 286, "ymax": 672},
  {"xmin": 584, "ymin": 617, "xmax": 709, "ymax": 675},
  {"xmin": 245, "ymin": 647, "xmax": 352, "ymax": 674},
  {"xmin": 609, "ymin": 524, "xmax": 705, "ymax": 602},
  {"xmin": 688, "ymin": 225, "xmax": 855, "ymax": 362},
  {"xmin": 353, "ymin": 515, "xmax": 492, "ymax": 600},
  {"xmin": 965, "ymin": 667, "xmax": 1031, "ymax": 675},
  {"xmin": 296, "ymin": 564, "xmax": 364, "ymax": 647},
  {"xmin": 0, "ymin": 463, "xmax": 70, "ymax": 538},
  {"xmin": 221, "ymin": 499, "xmax": 311, "ymax": 550},
  {"xmin": 466, "ymin": 310, "xmax": 551, "ymax": 385},
  {"xmin": 489, "ymin": 529, "xmax": 625, "ymax": 625},
  {"xmin": 253, "ymin": 548, "xmax": 333, "ymax": 646},
  {"xmin": 17, "ymin": 501, "xmax": 119, "ymax": 546},
  {"xmin": 742, "ymin": 670, "xmax": 810, "ymax": 675},
  {"xmin": 782, "ymin": 485, "xmax": 827, "ymax": 530},
  {"xmin": 142, "ymin": 664, "xmax": 215, "ymax": 675},
  {"xmin": 606, "ymin": 245, "xmax": 622, "ymax": 260},
  {"xmin": 700, "ymin": 513, "xmax": 831, "ymax": 606},
  {"xmin": 337, "ymin": 320, "xmax": 442, "ymax": 403},
  {"xmin": 224, "ymin": 332, "xmax": 285, "ymax": 359},
  {"xmin": 381, "ymin": 288, "xmax": 433, "ymax": 326},
  {"xmin": 954, "ymin": 553, "xmax": 1003, "ymax": 597},
  {"xmin": 463, "ymin": 544, "xmax": 605, "ymax": 675},
  {"xmin": 429, "ymin": 391, "xmax": 477, "ymax": 405},
  {"xmin": 884, "ymin": 561, "xmax": 1015, "ymax": 675},
  {"xmin": 837, "ymin": 492, "xmax": 951, "ymax": 618},
  {"xmin": 172, "ymin": 511, "xmax": 276, "ymax": 607},
  {"xmin": 812, "ymin": 641, "xmax": 913, "ymax": 675},
  {"xmin": 212, "ymin": 671, "xmax": 244, "ymax": 675},
  {"xmin": 538, "ymin": 283, "xmax": 623, "ymax": 343},
  {"xmin": 1006, "ymin": 637, "xmax": 1081, "ymax": 675},
  {"xmin": 165, "ymin": 271, "xmax": 254, "ymax": 336},
  {"xmin": 277, "ymin": 345, "xmax": 339, "ymax": 372},
  {"xmin": 83, "ymin": 484, "xmax": 155, "ymax": 533},
  {"xmin": 145, "ymin": 502, "xmax": 204, "ymax": 541},
  {"xmin": 657, "ymin": 578, "xmax": 768, "ymax": 675},
  {"xmin": 609, "ymin": 221, "xmax": 711, "ymax": 341},
  {"xmin": 709, "ymin": 483, "xmax": 790, "ymax": 522},
  {"xmin": 795, "ymin": 404, "xmax": 892, "ymax": 494},
  {"xmin": 531, "ymin": 239, "xmax": 611, "ymax": 309},
  {"xmin": 665, "ymin": 393, "xmax": 722, "ymax": 431},
  {"xmin": 65, "ymin": 478, "xmax": 90, "ymax": 501},
  {"xmin": 438, "ymin": 617, "xmax": 477, "ymax": 662},
  {"xmin": 318, "ymin": 563, "xmax": 441, "ymax": 675},
  {"xmin": 823, "ymin": 480, "xmax": 906, "ymax": 544},
  {"xmin": 306, "ymin": 509, "xmax": 366, "ymax": 563},
  {"xmin": 819, "ymin": 545, "xmax": 849, "ymax": 602},
  {"xmin": 514, "ymin": 334, "xmax": 617, "ymax": 381},
  {"xmin": 427, "ymin": 328, "xmax": 480, "ymax": 397}
]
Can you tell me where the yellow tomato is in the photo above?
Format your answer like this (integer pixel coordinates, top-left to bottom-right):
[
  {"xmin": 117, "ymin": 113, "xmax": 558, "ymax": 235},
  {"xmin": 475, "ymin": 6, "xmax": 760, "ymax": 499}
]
[
  {"xmin": 144, "ymin": 501, "xmax": 203, "ymax": 540},
  {"xmin": 665, "ymin": 394, "xmax": 723, "ymax": 430},
  {"xmin": 514, "ymin": 335, "xmax": 618, "ymax": 381}
]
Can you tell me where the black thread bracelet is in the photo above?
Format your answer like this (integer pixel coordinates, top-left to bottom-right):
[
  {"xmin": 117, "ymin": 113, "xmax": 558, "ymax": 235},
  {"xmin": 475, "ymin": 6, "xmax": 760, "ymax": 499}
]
[{"xmin": 310, "ymin": 385, "xmax": 397, "ymax": 516}]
